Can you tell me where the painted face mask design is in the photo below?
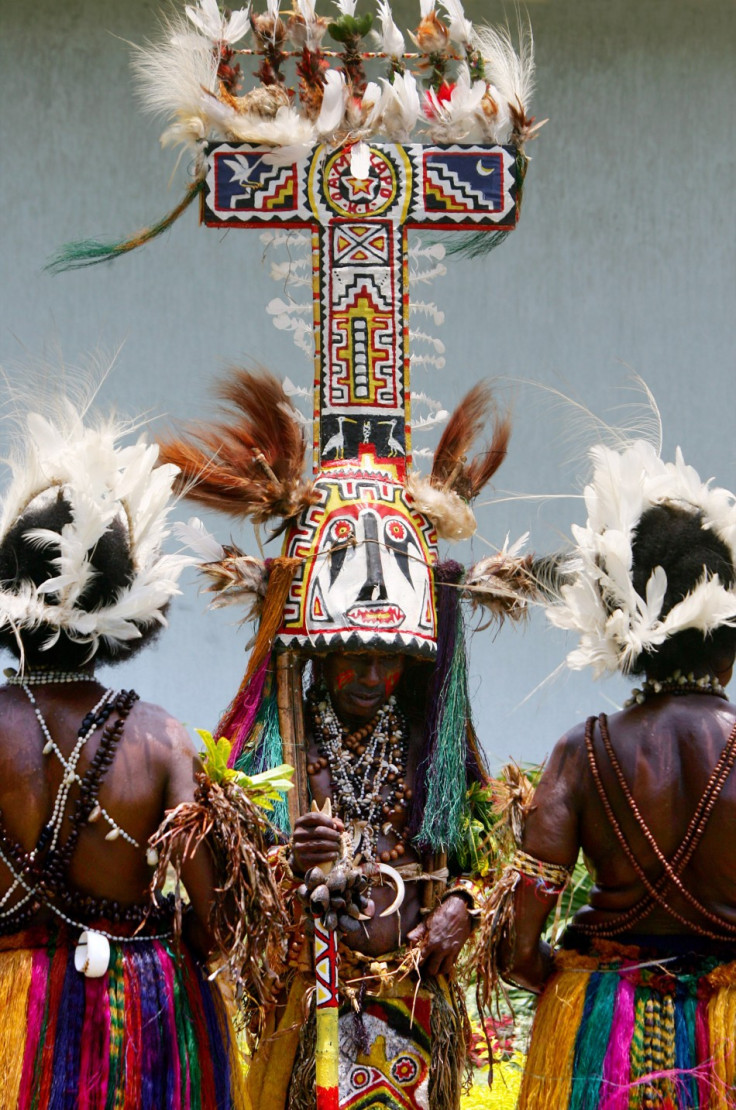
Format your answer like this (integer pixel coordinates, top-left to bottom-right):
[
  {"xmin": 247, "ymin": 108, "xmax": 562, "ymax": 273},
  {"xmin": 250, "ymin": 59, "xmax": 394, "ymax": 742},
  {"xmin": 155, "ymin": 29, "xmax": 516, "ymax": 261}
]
[{"xmin": 276, "ymin": 455, "xmax": 438, "ymax": 658}]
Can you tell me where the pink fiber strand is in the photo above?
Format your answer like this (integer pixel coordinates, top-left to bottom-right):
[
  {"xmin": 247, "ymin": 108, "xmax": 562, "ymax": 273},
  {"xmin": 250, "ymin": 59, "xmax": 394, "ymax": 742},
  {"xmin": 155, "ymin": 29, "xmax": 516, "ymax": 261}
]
[
  {"xmin": 78, "ymin": 976, "xmax": 110, "ymax": 1110},
  {"xmin": 17, "ymin": 947, "xmax": 50, "ymax": 1107},
  {"xmin": 226, "ymin": 656, "xmax": 270, "ymax": 767},
  {"xmin": 599, "ymin": 977, "xmax": 636, "ymax": 1110}
]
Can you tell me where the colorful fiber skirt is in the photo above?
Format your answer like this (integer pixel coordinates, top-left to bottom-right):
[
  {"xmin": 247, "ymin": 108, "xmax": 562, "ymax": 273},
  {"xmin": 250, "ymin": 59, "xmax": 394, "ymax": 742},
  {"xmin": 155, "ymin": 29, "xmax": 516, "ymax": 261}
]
[
  {"xmin": 518, "ymin": 938, "xmax": 736, "ymax": 1109},
  {"xmin": 0, "ymin": 927, "xmax": 248, "ymax": 1109},
  {"xmin": 246, "ymin": 967, "xmax": 465, "ymax": 1110}
]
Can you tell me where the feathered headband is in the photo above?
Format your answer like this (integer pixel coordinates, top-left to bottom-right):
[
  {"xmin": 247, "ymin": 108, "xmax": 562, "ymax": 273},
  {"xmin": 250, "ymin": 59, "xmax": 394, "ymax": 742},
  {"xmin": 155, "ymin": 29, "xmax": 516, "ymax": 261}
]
[
  {"xmin": 547, "ymin": 439, "xmax": 736, "ymax": 677},
  {"xmin": 0, "ymin": 401, "xmax": 188, "ymax": 656}
]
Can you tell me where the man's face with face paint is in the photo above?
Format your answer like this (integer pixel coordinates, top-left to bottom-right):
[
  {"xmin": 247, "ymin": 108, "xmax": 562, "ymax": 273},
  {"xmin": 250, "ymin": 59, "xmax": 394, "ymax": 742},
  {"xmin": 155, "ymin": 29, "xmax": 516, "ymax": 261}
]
[{"xmin": 322, "ymin": 652, "xmax": 406, "ymax": 728}]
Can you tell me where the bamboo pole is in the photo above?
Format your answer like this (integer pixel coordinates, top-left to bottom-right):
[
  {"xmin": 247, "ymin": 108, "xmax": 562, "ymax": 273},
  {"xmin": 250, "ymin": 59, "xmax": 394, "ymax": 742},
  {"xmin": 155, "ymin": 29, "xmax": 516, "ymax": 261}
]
[{"xmin": 275, "ymin": 651, "xmax": 309, "ymax": 829}]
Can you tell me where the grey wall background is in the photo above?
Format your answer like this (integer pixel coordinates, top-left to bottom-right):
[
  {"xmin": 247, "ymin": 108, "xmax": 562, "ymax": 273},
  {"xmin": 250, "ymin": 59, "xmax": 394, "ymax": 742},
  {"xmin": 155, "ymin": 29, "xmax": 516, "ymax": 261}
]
[{"xmin": 1, "ymin": 0, "xmax": 735, "ymax": 768}]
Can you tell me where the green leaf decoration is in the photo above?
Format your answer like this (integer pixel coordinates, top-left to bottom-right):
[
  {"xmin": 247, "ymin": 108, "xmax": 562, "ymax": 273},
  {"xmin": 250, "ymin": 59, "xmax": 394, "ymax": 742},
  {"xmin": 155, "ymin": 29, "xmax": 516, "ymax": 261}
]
[{"xmin": 196, "ymin": 729, "xmax": 294, "ymax": 809}]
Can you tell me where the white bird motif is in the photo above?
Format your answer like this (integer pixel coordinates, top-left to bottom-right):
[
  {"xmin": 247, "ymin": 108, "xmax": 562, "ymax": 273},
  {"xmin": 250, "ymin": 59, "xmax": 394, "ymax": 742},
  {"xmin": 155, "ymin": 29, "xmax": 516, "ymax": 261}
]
[
  {"xmin": 379, "ymin": 419, "xmax": 405, "ymax": 457},
  {"xmin": 323, "ymin": 416, "xmax": 356, "ymax": 459}
]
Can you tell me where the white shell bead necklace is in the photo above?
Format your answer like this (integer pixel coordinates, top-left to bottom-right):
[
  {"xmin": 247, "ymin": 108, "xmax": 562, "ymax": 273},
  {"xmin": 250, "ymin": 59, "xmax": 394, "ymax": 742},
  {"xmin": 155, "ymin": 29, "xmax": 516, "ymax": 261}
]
[{"xmin": 21, "ymin": 684, "xmax": 140, "ymax": 850}]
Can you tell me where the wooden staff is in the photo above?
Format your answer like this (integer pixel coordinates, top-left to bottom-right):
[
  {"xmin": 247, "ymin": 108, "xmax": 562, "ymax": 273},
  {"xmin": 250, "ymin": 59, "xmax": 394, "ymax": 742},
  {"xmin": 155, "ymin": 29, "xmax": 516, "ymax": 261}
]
[
  {"xmin": 276, "ymin": 656, "xmax": 339, "ymax": 1109},
  {"xmin": 421, "ymin": 849, "xmax": 448, "ymax": 914},
  {"xmin": 275, "ymin": 651, "xmax": 309, "ymax": 829}
]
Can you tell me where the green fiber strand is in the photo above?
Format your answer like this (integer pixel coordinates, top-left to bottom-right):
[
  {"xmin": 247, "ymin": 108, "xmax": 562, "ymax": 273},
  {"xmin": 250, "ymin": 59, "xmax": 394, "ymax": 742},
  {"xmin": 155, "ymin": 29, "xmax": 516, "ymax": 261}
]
[
  {"xmin": 419, "ymin": 609, "xmax": 470, "ymax": 852},
  {"xmin": 233, "ymin": 673, "xmax": 290, "ymax": 835},
  {"xmin": 45, "ymin": 178, "xmax": 204, "ymax": 273}
]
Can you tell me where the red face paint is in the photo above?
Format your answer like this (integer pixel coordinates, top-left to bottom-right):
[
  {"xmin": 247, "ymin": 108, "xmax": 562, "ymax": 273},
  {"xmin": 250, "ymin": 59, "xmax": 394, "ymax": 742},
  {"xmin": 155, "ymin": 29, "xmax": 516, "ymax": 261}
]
[
  {"xmin": 336, "ymin": 668, "xmax": 357, "ymax": 691},
  {"xmin": 384, "ymin": 668, "xmax": 402, "ymax": 696}
]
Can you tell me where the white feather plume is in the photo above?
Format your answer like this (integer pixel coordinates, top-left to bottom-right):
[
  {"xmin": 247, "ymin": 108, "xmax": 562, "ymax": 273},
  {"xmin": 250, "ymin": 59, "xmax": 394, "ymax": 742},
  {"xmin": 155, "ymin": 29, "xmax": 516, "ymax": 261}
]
[
  {"xmin": 185, "ymin": 0, "xmax": 251, "ymax": 44},
  {"xmin": 438, "ymin": 0, "xmax": 472, "ymax": 45},
  {"xmin": 379, "ymin": 71, "xmax": 421, "ymax": 141},
  {"xmin": 472, "ymin": 18, "xmax": 535, "ymax": 119},
  {"xmin": 547, "ymin": 440, "xmax": 736, "ymax": 677},
  {"xmin": 0, "ymin": 397, "xmax": 189, "ymax": 656},
  {"xmin": 376, "ymin": 1, "xmax": 405, "ymax": 56},
  {"xmin": 405, "ymin": 472, "xmax": 476, "ymax": 540},
  {"xmin": 132, "ymin": 20, "xmax": 220, "ymax": 152},
  {"xmin": 316, "ymin": 70, "xmax": 348, "ymax": 137}
]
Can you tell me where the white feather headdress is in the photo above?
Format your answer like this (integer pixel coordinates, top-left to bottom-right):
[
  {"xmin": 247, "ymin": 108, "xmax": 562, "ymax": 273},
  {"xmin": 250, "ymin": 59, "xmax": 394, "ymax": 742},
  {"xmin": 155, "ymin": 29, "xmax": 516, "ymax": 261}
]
[
  {"xmin": 0, "ymin": 400, "xmax": 188, "ymax": 656},
  {"xmin": 548, "ymin": 440, "xmax": 736, "ymax": 677}
]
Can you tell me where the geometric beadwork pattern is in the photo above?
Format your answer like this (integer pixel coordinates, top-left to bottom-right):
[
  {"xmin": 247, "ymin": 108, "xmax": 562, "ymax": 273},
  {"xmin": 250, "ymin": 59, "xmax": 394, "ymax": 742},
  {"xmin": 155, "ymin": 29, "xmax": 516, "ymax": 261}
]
[
  {"xmin": 203, "ymin": 141, "xmax": 521, "ymax": 469},
  {"xmin": 338, "ymin": 990, "xmax": 432, "ymax": 1109}
]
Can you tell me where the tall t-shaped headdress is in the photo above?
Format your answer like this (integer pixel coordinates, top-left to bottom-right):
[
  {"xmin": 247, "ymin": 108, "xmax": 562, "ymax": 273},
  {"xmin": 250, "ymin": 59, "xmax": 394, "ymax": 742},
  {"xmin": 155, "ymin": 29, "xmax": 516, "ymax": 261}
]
[{"xmin": 52, "ymin": 0, "xmax": 540, "ymax": 841}]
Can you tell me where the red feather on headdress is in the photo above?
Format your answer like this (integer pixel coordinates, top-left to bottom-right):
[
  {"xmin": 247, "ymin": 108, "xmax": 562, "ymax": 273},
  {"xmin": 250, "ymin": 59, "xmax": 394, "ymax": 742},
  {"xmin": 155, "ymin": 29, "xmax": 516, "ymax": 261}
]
[
  {"xmin": 158, "ymin": 369, "xmax": 316, "ymax": 525},
  {"xmin": 430, "ymin": 382, "xmax": 511, "ymax": 501}
]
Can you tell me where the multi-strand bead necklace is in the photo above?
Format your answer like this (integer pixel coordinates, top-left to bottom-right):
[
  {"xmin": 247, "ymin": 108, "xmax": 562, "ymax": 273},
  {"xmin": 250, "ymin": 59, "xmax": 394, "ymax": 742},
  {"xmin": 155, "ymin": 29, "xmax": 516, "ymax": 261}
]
[
  {"xmin": 307, "ymin": 684, "xmax": 413, "ymax": 865},
  {"xmin": 0, "ymin": 671, "xmax": 171, "ymax": 941}
]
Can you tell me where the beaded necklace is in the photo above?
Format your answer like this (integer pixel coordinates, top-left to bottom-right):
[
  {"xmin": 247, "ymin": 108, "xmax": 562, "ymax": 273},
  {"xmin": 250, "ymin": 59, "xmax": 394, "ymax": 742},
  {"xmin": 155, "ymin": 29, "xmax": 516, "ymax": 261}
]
[
  {"xmin": 625, "ymin": 670, "xmax": 728, "ymax": 708},
  {"xmin": 307, "ymin": 684, "xmax": 412, "ymax": 865},
  {"xmin": 4, "ymin": 668, "xmax": 98, "ymax": 685},
  {"xmin": 21, "ymin": 684, "xmax": 139, "ymax": 849},
  {"xmin": 0, "ymin": 688, "xmax": 172, "ymax": 941}
]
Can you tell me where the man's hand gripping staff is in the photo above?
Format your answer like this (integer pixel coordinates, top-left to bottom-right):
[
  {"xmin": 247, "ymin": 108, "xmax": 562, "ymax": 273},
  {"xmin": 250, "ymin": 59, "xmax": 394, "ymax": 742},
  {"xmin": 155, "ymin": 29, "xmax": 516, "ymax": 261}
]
[{"xmin": 292, "ymin": 798, "xmax": 406, "ymax": 1110}]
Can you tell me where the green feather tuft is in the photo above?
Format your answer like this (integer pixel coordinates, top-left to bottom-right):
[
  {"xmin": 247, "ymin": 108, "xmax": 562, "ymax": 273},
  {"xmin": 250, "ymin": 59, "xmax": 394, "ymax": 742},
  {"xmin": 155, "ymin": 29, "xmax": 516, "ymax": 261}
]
[{"xmin": 46, "ymin": 178, "xmax": 204, "ymax": 274}]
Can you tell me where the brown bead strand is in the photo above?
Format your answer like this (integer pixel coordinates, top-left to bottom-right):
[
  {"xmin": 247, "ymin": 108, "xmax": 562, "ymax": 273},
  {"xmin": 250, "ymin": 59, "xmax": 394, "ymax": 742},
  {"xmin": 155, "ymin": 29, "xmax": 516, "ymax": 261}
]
[
  {"xmin": 0, "ymin": 690, "xmax": 172, "ymax": 935},
  {"xmin": 579, "ymin": 714, "xmax": 736, "ymax": 940}
]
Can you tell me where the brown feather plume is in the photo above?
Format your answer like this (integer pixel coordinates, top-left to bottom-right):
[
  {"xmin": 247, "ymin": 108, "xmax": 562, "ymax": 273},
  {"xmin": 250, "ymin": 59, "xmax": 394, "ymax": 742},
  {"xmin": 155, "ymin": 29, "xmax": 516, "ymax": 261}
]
[
  {"xmin": 158, "ymin": 369, "xmax": 316, "ymax": 525},
  {"xmin": 430, "ymin": 382, "xmax": 511, "ymax": 501}
]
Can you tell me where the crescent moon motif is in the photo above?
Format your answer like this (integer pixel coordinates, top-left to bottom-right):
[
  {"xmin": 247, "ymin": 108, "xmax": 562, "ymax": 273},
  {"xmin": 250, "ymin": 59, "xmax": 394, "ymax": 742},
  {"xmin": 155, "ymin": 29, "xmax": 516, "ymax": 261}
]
[{"xmin": 476, "ymin": 159, "xmax": 495, "ymax": 177}]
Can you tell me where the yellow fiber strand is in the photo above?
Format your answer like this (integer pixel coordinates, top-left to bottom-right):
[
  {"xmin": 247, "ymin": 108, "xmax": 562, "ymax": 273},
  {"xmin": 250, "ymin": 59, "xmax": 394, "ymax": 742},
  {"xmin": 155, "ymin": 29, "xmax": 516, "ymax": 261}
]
[
  {"xmin": 708, "ymin": 983, "xmax": 736, "ymax": 1110},
  {"xmin": 517, "ymin": 969, "xmax": 592, "ymax": 1109},
  {"xmin": 0, "ymin": 950, "xmax": 33, "ymax": 1104},
  {"xmin": 244, "ymin": 973, "xmax": 307, "ymax": 1110}
]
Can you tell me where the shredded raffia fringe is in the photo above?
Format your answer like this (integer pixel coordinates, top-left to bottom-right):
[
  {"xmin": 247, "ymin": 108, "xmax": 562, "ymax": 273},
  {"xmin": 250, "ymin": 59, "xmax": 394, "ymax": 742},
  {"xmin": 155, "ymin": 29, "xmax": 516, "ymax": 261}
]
[
  {"xmin": 517, "ymin": 947, "xmax": 736, "ymax": 1109},
  {"xmin": 214, "ymin": 556, "xmax": 301, "ymax": 765},
  {"xmin": 148, "ymin": 770, "xmax": 290, "ymax": 1012},
  {"xmin": 417, "ymin": 562, "xmax": 479, "ymax": 851},
  {"xmin": 0, "ymin": 929, "xmax": 246, "ymax": 1108},
  {"xmin": 235, "ymin": 668, "xmax": 291, "ymax": 834},
  {"xmin": 45, "ymin": 177, "xmax": 205, "ymax": 272},
  {"xmin": 467, "ymin": 765, "xmax": 539, "ymax": 1020}
]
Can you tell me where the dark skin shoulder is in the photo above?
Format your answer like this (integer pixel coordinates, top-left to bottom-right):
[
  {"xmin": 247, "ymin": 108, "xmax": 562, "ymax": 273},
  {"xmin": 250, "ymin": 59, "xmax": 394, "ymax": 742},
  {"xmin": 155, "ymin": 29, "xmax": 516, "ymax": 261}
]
[
  {"xmin": 504, "ymin": 692, "xmax": 736, "ymax": 993},
  {"xmin": 290, "ymin": 652, "xmax": 472, "ymax": 975},
  {"xmin": 0, "ymin": 682, "xmax": 216, "ymax": 956}
]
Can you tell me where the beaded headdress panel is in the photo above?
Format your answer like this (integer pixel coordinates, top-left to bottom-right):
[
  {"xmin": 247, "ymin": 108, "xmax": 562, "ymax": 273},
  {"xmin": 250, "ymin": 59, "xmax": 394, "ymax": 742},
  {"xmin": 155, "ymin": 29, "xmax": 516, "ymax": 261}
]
[
  {"xmin": 110, "ymin": 0, "xmax": 541, "ymax": 659},
  {"xmin": 49, "ymin": 2, "xmax": 541, "ymax": 841}
]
